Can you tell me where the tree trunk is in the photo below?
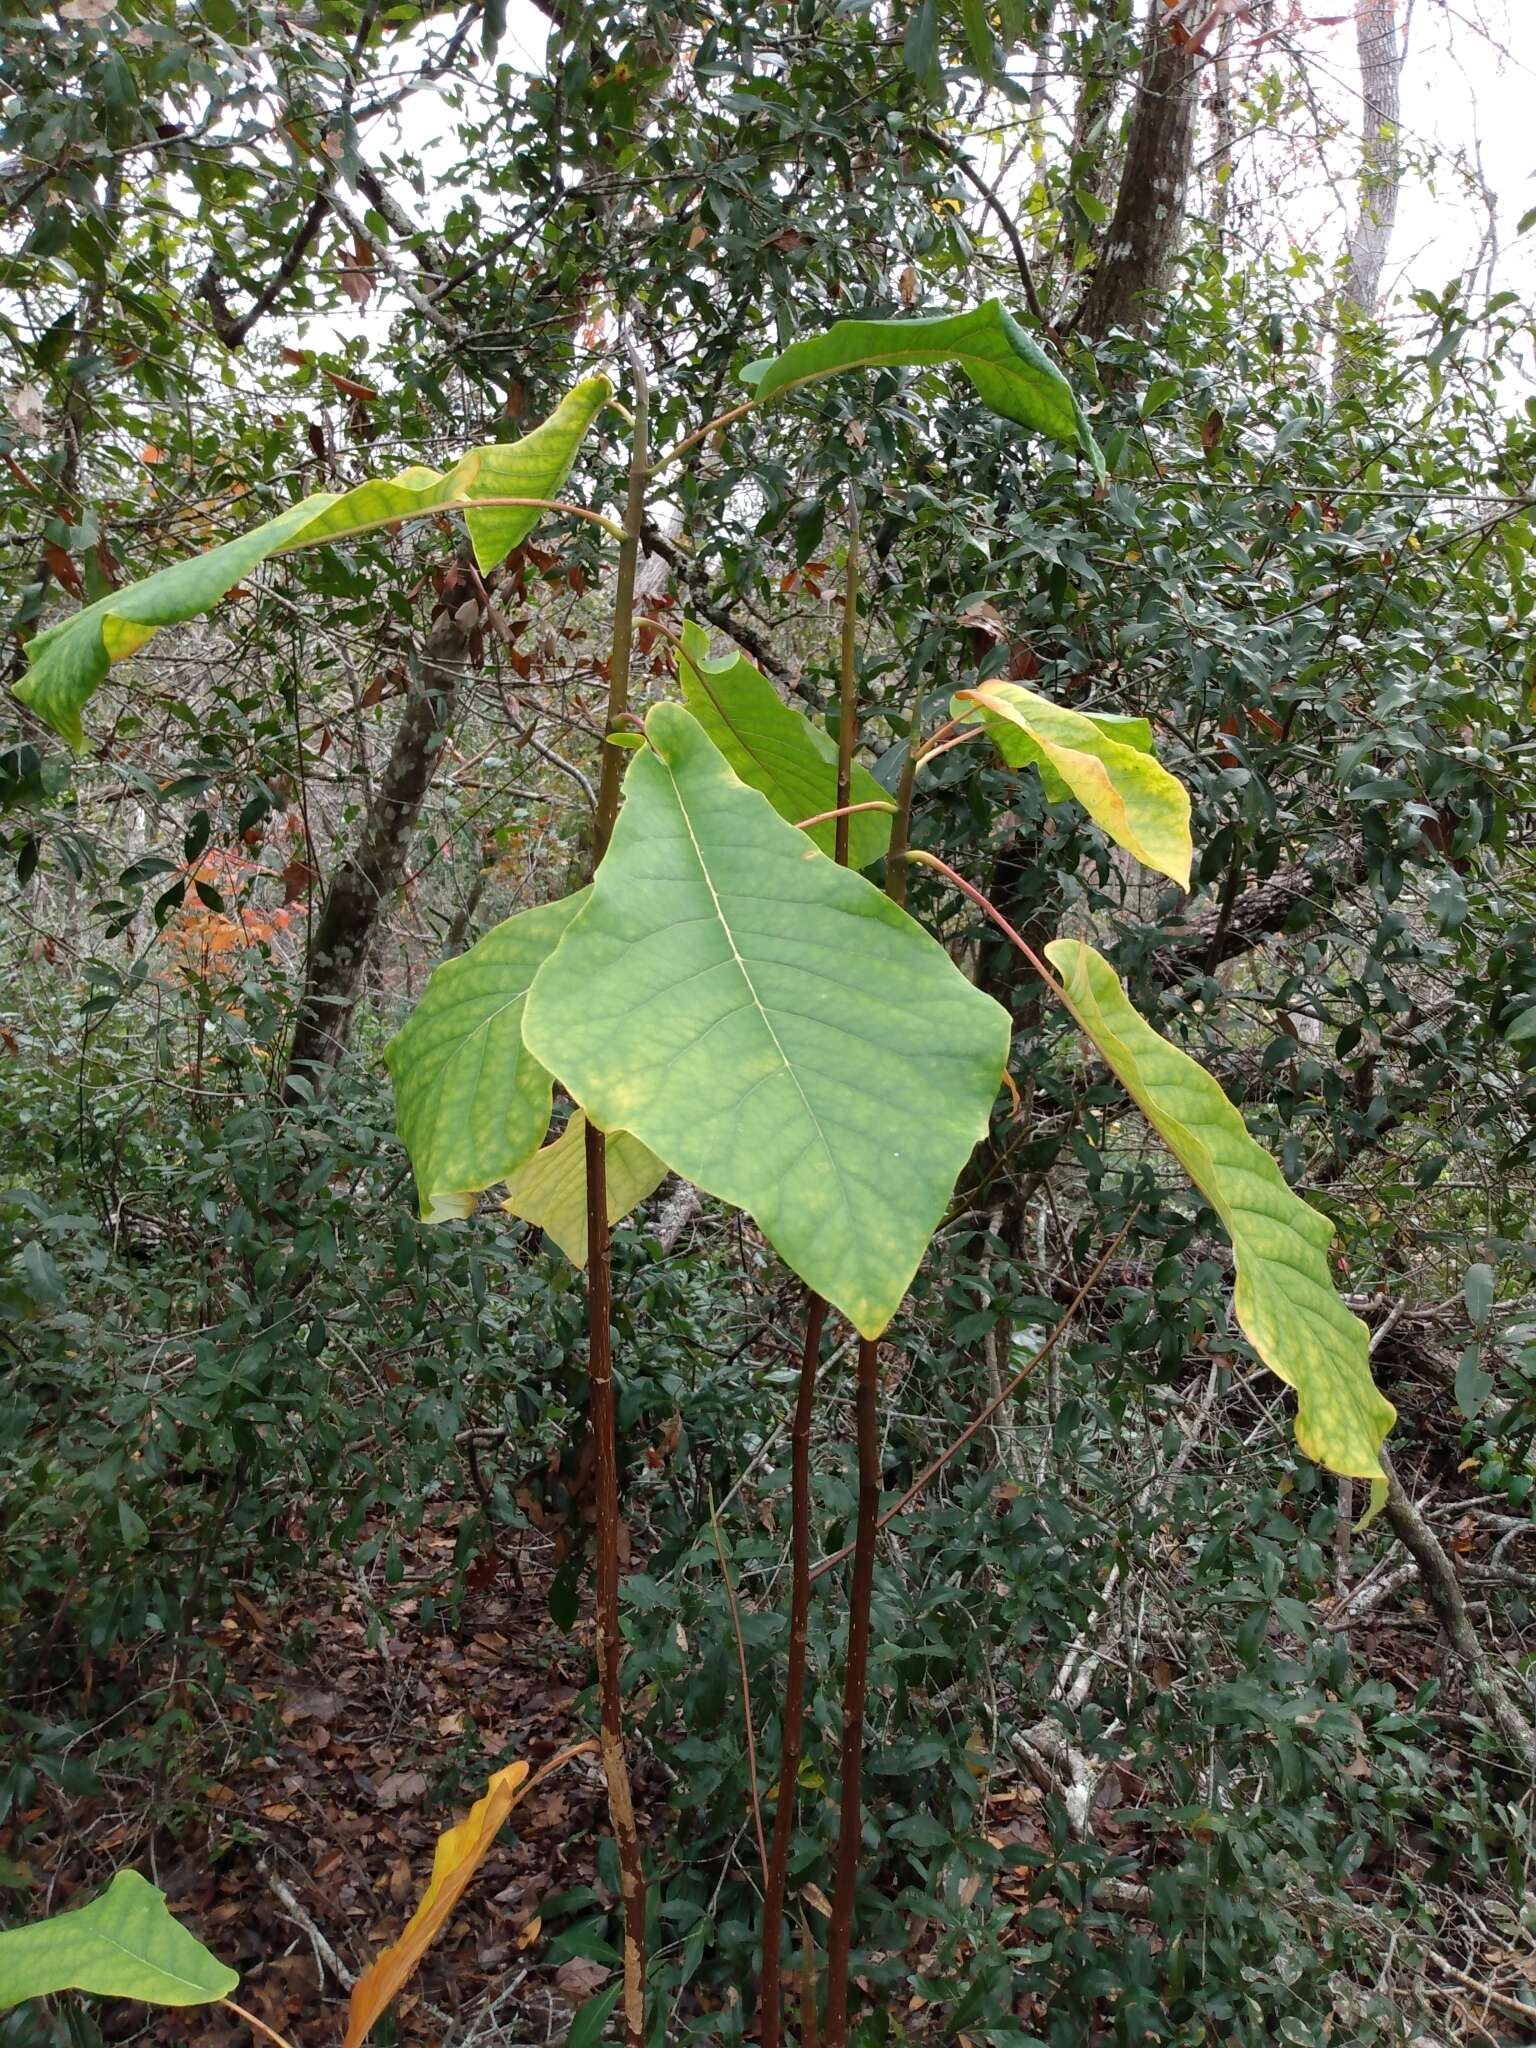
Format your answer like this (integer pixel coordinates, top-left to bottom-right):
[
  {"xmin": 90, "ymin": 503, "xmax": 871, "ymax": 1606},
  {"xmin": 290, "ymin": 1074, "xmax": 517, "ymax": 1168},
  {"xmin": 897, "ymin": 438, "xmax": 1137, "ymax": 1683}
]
[
  {"xmin": 1074, "ymin": 0, "xmax": 1202, "ymax": 342},
  {"xmin": 1334, "ymin": 0, "xmax": 1405, "ymax": 391},
  {"xmin": 281, "ymin": 558, "xmax": 483, "ymax": 1100},
  {"xmin": 1209, "ymin": 6, "xmax": 1237, "ymax": 245}
]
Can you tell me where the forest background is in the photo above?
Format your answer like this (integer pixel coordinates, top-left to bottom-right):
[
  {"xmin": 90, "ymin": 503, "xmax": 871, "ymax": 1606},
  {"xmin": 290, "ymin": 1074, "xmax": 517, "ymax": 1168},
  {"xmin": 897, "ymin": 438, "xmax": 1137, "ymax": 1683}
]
[{"xmin": 5, "ymin": 0, "xmax": 1536, "ymax": 2043}]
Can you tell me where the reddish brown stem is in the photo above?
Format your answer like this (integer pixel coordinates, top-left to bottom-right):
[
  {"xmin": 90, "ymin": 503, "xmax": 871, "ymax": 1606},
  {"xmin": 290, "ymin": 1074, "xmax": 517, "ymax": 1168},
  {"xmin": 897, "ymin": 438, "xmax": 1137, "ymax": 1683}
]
[
  {"xmin": 585, "ymin": 1118, "xmax": 647, "ymax": 2048},
  {"xmin": 759, "ymin": 1292, "xmax": 829, "ymax": 2048},
  {"xmin": 823, "ymin": 1335, "xmax": 880, "ymax": 2048},
  {"xmin": 834, "ymin": 489, "xmax": 860, "ymax": 867},
  {"xmin": 710, "ymin": 1492, "xmax": 769, "ymax": 1888},
  {"xmin": 901, "ymin": 847, "xmax": 1058, "ymax": 988}
]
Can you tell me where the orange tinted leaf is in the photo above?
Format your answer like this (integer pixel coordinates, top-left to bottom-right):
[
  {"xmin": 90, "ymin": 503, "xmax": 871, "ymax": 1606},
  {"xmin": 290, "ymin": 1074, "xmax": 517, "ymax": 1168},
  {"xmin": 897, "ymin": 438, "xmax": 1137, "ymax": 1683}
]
[
  {"xmin": 343, "ymin": 1762, "xmax": 532, "ymax": 2048},
  {"xmin": 323, "ymin": 369, "xmax": 380, "ymax": 403},
  {"xmin": 43, "ymin": 543, "xmax": 83, "ymax": 599},
  {"xmin": 341, "ymin": 1744, "xmax": 594, "ymax": 2048}
]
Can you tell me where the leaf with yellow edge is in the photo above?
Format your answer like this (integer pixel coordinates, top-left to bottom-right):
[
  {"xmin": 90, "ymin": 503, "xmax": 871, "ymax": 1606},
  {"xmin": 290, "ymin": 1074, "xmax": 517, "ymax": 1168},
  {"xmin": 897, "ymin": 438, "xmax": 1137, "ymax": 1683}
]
[
  {"xmin": 17, "ymin": 378, "xmax": 611, "ymax": 750},
  {"xmin": 502, "ymin": 1112, "xmax": 669, "ymax": 1265},
  {"xmin": 957, "ymin": 680, "xmax": 1192, "ymax": 888},
  {"xmin": 1044, "ymin": 938, "xmax": 1394, "ymax": 1480},
  {"xmin": 343, "ymin": 1745, "xmax": 594, "ymax": 2048}
]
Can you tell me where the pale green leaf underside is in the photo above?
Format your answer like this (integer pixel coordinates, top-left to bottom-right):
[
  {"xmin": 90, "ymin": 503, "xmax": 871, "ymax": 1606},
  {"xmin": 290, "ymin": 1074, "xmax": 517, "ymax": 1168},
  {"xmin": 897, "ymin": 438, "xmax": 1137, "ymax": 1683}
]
[
  {"xmin": 741, "ymin": 300, "xmax": 1104, "ymax": 476},
  {"xmin": 677, "ymin": 620, "xmax": 892, "ymax": 868},
  {"xmin": 16, "ymin": 378, "xmax": 611, "ymax": 749},
  {"xmin": 384, "ymin": 893, "xmax": 588, "ymax": 1222},
  {"xmin": 0, "ymin": 1871, "xmax": 238, "ymax": 2013},
  {"xmin": 524, "ymin": 703, "xmax": 1010, "ymax": 1337},
  {"xmin": 958, "ymin": 680, "xmax": 1192, "ymax": 888},
  {"xmin": 502, "ymin": 1112, "xmax": 668, "ymax": 1266},
  {"xmin": 1045, "ymin": 939, "xmax": 1395, "ymax": 1480}
]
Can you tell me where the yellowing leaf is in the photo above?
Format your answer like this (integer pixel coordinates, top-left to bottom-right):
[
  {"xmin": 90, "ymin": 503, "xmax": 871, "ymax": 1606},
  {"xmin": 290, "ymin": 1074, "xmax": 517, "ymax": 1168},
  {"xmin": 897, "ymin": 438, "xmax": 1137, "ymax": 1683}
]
[
  {"xmin": 958, "ymin": 681, "xmax": 1191, "ymax": 887},
  {"xmin": 342, "ymin": 1742, "xmax": 596, "ymax": 2048},
  {"xmin": 501, "ymin": 1112, "xmax": 669, "ymax": 1265},
  {"xmin": 344, "ymin": 1764, "xmax": 532, "ymax": 2048},
  {"xmin": 1045, "ymin": 939, "xmax": 1394, "ymax": 1479},
  {"xmin": 17, "ymin": 379, "xmax": 610, "ymax": 750}
]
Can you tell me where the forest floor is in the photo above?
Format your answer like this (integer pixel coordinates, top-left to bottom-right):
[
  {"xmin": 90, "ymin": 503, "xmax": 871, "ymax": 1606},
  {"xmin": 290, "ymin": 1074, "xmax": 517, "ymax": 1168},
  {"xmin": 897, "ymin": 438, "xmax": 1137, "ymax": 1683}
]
[
  {"xmin": 10, "ymin": 1478, "xmax": 1536, "ymax": 2046},
  {"xmin": 18, "ymin": 1526, "xmax": 617, "ymax": 2048}
]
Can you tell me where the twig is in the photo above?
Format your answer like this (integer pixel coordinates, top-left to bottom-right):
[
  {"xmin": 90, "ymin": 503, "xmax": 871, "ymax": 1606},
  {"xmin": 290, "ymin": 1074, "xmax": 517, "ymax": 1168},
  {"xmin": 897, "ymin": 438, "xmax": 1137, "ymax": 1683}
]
[
  {"xmin": 262, "ymin": 1868, "xmax": 357, "ymax": 1989},
  {"xmin": 823, "ymin": 1336, "xmax": 881, "ymax": 2048},
  {"xmin": 759, "ymin": 1293, "xmax": 828, "ymax": 2048},
  {"xmin": 809, "ymin": 1219, "xmax": 1134, "ymax": 1582},
  {"xmin": 709, "ymin": 1490, "xmax": 769, "ymax": 1891},
  {"xmin": 221, "ymin": 1999, "xmax": 301, "ymax": 2048},
  {"xmin": 1428, "ymin": 1952, "xmax": 1536, "ymax": 2026},
  {"xmin": 1380, "ymin": 1447, "xmax": 1536, "ymax": 1767}
]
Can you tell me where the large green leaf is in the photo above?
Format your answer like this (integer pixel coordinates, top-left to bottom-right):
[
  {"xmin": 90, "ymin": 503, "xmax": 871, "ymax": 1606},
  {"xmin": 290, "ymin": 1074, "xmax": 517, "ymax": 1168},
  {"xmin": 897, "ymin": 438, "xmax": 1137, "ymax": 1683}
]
[
  {"xmin": 0, "ymin": 1871, "xmax": 238, "ymax": 2012},
  {"xmin": 1044, "ymin": 939, "xmax": 1395, "ymax": 1480},
  {"xmin": 957, "ymin": 680, "xmax": 1192, "ymax": 887},
  {"xmin": 384, "ymin": 893, "xmax": 588, "ymax": 1222},
  {"xmin": 740, "ymin": 300, "xmax": 1103, "ymax": 475},
  {"xmin": 502, "ymin": 1111, "xmax": 669, "ymax": 1265},
  {"xmin": 523, "ymin": 703, "xmax": 1010, "ymax": 1336},
  {"xmin": 677, "ymin": 621, "xmax": 892, "ymax": 867},
  {"xmin": 16, "ymin": 377, "xmax": 611, "ymax": 749}
]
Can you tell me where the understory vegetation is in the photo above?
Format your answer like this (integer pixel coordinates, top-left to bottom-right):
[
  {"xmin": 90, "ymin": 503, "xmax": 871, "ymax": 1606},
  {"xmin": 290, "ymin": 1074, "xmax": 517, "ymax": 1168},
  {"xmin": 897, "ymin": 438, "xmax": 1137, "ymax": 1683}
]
[{"xmin": 3, "ymin": 0, "xmax": 1536, "ymax": 2042}]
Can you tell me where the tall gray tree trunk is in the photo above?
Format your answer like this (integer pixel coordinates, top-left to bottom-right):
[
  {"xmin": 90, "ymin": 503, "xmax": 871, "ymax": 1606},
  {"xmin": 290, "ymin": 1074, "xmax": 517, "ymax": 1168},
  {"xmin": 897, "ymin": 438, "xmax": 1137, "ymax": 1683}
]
[
  {"xmin": 1333, "ymin": 0, "xmax": 1406, "ymax": 398},
  {"xmin": 282, "ymin": 556, "xmax": 483, "ymax": 1100},
  {"xmin": 1074, "ymin": 0, "xmax": 1202, "ymax": 342},
  {"xmin": 1340, "ymin": 0, "xmax": 1406, "ymax": 323},
  {"xmin": 1209, "ymin": 6, "xmax": 1237, "ymax": 245}
]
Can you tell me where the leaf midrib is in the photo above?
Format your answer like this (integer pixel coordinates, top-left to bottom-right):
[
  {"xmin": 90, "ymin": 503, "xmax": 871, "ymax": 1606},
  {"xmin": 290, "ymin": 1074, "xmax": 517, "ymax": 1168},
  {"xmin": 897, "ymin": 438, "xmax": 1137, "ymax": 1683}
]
[{"xmin": 657, "ymin": 750, "xmax": 840, "ymax": 1191}]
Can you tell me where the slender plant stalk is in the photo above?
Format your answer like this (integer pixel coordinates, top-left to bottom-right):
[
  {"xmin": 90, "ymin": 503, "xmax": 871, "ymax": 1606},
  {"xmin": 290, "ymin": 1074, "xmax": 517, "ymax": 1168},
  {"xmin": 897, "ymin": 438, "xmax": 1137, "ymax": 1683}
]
[
  {"xmin": 582, "ymin": 341, "xmax": 652, "ymax": 2048},
  {"xmin": 594, "ymin": 347, "xmax": 652, "ymax": 862},
  {"xmin": 709, "ymin": 1488, "xmax": 769, "ymax": 1887},
  {"xmin": 585, "ymin": 1118, "xmax": 646, "ymax": 2048},
  {"xmin": 823, "ymin": 1335, "xmax": 881, "ymax": 2048},
  {"xmin": 221, "ymin": 2002, "xmax": 299, "ymax": 2048},
  {"xmin": 809, "ymin": 1219, "xmax": 1135, "ymax": 1582},
  {"xmin": 759, "ymin": 1290, "xmax": 828, "ymax": 2048},
  {"xmin": 794, "ymin": 798, "xmax": 895, "ymax": 834},
  {"xmin": 765, "ymin": 498, "xmax": 862, "ymax": 2045},
  {"xmin": 834, "ymin": 487, "xmax": 860, "ymax": 868}
]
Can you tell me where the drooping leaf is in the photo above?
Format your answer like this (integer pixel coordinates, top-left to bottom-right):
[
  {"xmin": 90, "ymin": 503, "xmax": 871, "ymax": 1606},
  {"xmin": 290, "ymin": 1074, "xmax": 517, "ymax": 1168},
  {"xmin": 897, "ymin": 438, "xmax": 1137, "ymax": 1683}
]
[
  {"xmin": 343, "ymin": 1762, "xmax": 532, "ymax": 2048},
  {"xmin": 740, "ymin": 299, "xmax": 1103, "ymax": 475},
  {"xmin": 957, "ymin": 680, "xmax": 1192, "ymax": 887},
  {"xmin": 1463, "ymin": 1260, "xmax": 1496, "ymax": 1329},
  {"xmin": 0, "ymin": 1871, "xmax": 238, "ymax": 2013},
  {"xmin": 1044, "ymin": 939, "xmax": 1395, "ymax": 1479},
  {"xmin": 384, "ymin": 893, "xmax": 588, "ymax": 1222},
  {"xmin": 16, "ymin": 378, "xmax": 611, "ymax": 749},
  {"xmin": 523, "ymin": 703, "xmax": 1010, "ymax": 1336},
  {"xmin": 501, "ymin": 1111, "xmax": 669, "ymax": 1266},
  {"xmin": 677, "ymin": 621, "xmax": 892, "ymax": 867}
]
